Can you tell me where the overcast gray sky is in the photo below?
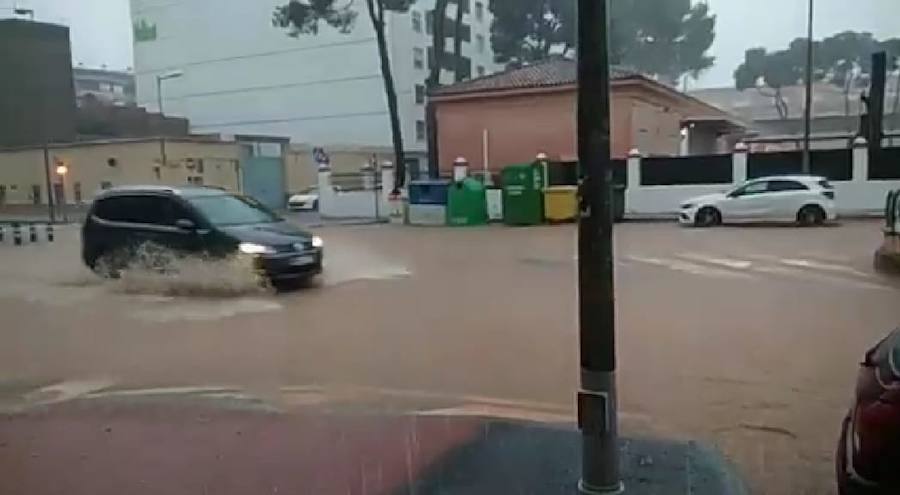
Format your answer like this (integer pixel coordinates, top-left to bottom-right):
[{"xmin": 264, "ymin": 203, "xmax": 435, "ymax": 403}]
[{"xmin": 1, "ymin": 0, "xmax": 898, "ymax": 88}]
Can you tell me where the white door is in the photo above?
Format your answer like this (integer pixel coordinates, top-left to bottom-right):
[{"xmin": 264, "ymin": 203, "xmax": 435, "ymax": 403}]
[
  {"xmin": 719, "ymin": 181, "xmax": 770, "ymax": 221},
  {"xmin": 765, "ymin": 179, "xmax": 810, "ymax": 220}
]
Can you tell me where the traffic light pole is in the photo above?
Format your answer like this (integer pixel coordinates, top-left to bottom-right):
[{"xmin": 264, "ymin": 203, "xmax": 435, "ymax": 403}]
[{"xmin": 576, "ymin": 1, "xmax": 622, "ymax": 494}]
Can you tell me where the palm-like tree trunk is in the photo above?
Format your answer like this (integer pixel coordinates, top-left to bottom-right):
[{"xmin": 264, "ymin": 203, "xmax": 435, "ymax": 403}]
[{"xmin": 366, "ymin": 0, "xmax": 406, "ymax": 191}]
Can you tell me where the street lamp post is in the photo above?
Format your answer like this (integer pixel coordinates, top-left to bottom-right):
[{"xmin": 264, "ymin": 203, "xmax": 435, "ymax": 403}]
[
  {"xmin": 155, "ymin": 70, "xmax": 184, "ymax": 116},
  {"xmin": 155, "ymin": 70, "xmax": 184, "ymax": 167},
  {"xmin": 55, "ymin": 164, "xmax": 68, "ymax": 223},
  {"xmin": 577, "ymin": 1, "xmax": 622, "ymax": 494},
  {"xmin": 802, "ymin": 0, "xmax": 814, "ymax": 174}
]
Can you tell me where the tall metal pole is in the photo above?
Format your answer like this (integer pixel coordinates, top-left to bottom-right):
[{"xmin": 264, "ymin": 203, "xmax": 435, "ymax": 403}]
[
  {"xmin": 156, "ymin": 75, "xmax": 164, "ymax": 115},
  {"xmin": 576, "ymin": 1, "xmax": 621, "ymax": 493},
  {"xmin": 42, "ymin": 144, "xmax": 56, "ymax": 223},
  {"xmin": 802, "ymin": 0, "xmax": 814, "ymax": 174}
]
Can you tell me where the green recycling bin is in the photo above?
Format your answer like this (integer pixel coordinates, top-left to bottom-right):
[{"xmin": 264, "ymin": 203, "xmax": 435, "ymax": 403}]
[
  {"xmin": 502, "ymin": 163, "xmax": 544, "ymax": 225},
  {"xmin": 447, "ymin": 178, "xmax": 488, "ymax": 226}
]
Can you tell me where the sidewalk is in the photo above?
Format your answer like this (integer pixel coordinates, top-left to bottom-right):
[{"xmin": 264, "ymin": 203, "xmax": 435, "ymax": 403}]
[{"xmin": 0, "ymin": 394, "xmax": 748, "ymax": 495}]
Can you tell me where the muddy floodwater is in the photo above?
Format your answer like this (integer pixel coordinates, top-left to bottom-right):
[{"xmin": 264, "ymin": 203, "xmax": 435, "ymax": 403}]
[{"xmin": 1, "ymin": 220, "xmax": 898, "ymax": 494}]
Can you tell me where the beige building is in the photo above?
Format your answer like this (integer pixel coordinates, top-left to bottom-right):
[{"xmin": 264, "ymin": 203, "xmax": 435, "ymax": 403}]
[
  {"xmin": 284, "ymin": 143, "xmax": 396, "ymax": 194},
  {"xmin": 0, "ymin": 138, "xmax": 241, "ymax": 206}
]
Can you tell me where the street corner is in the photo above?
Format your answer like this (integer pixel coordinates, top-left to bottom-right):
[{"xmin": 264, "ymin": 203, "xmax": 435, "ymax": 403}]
[
  {"xmin": 0, "ymin": 394, "xmax": 486, "ymax": 495},
  {"xmin": 0, "ymin": 386, "xmax": 747, "ymax": 495},
  {"xmin": 406, "ymin": 421, "xmax": 749, "ymax": 495}
]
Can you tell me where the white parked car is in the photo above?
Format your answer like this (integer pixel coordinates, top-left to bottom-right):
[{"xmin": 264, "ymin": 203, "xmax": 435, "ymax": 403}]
[
  {"xmin": 288, "ymin": 187, "xmax": 319, "ymax": 211},
  {"xmin": 679, "ymin": 175, "xmax": 837, "ymax": 227}
]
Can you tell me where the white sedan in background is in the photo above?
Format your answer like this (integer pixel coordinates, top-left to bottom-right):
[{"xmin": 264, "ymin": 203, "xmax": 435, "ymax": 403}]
[
  {"xmin": 288, "ymin": 187, "xmax": 319, "ymax": 211},
  {"xmin": 679, "ymin": 175, "xmax": 837, "ymax": 227}
]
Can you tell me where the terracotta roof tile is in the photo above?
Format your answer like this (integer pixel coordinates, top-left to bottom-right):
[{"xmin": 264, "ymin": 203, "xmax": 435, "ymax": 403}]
[{"xmin": 431, "ymin": 59, "xmax": 637, "ymax": 97}]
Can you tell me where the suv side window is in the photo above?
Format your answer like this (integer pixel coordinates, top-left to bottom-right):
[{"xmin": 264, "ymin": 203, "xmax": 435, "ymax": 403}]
[
  {"xmin": 768, "ymin": 180, "xmax": 808, "ymax": 192},
  {"xmin": 733, "ymin": 181, "xmax": 768, "ymax": 196},
  {"xmin": 93, "ymin": 195, "xmax": 171, "ymax": 225}
]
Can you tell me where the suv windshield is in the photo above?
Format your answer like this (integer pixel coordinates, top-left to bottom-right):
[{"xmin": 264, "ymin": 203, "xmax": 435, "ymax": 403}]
[{"xmin": 187, "ymin": 194, "xmax": 281, "ymax": 226}]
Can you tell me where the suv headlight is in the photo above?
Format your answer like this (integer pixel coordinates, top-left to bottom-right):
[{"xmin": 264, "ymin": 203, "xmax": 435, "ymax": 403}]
[
  {"xmin": 311, "ymin": 236, "xmax": 324, "ymax": 248},
  {"xmin": 239, "ymin": 242, "xmax": 276, "ymax": 255}
]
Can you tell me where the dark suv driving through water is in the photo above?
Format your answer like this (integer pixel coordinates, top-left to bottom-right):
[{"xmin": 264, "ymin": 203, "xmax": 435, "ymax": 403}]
[{"xmin": 81, "ymin": 186, "xmax": 323, "ymax": 285}]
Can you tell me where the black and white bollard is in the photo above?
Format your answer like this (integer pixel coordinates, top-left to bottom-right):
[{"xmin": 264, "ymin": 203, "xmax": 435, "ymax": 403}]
[
  {"xmin": 46, "ymin": 224, "xmax": 54, "ymax": 242},
  {"xmin": 29, "ymin": 224, "xmax": 37, "ymax": 243},
  {"xmin": 12, "ymin": 223, "xmax": 22, "ymax": 246}
]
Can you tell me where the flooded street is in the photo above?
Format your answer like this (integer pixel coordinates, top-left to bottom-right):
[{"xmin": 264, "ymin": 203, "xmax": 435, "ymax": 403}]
[{"xmin": 1, "ymin": 220, "xmax": 899, "ymax": 494}]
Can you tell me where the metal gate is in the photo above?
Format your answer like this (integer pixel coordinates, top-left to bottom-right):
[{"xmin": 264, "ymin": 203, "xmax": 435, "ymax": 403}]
[{"xmin": 240, "ymin": 142, "xmax": 286, "ymax": 210}]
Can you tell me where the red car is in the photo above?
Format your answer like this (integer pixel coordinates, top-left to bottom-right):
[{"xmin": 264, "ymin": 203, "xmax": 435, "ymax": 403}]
[{"xmin": 837, "ymin": 328, "xmax": 900, "ymax": 494}]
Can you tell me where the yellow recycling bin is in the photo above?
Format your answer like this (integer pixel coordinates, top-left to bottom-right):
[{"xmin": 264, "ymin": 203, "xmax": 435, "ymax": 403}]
[{"xmin": 543, "ymin": 186, "xmax": 578, "ymax": 222}]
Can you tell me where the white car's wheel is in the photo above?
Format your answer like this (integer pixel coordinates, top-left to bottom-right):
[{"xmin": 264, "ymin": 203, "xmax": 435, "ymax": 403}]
[
  {"xmin": 797, "ymin": 205, "xmax": 825, "ymax": 227},
  {"xmin": 694, "ymin": 207, "xmax": 721, "ymax": 228}
]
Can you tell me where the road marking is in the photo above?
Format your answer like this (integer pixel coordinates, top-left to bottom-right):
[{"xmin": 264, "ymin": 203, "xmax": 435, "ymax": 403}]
[
  {"xmin": 626, "ymin": 255, "xmax": 755, "ymax": 280},
  {"xmin": 677, "ymin": 253, "xmax": 753, "ymax": 270},
  {"xmin": 750, "ymin": 263, "xmax": 891, "ymax": 291}
]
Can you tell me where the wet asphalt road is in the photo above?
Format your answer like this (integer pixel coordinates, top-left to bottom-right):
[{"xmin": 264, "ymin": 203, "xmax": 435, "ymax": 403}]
[{"xmin": 1, "ymin": 219, "xmax": 898, "ymax": 494}]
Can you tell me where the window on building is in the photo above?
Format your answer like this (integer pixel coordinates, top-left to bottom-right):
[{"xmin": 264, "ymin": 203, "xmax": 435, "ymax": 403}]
[
  {"xmin": 31, "ymin": 185, "xmax": 41, "ymax": 205},
  {"xmin": 416, "ymin": 120, "xmax": 426, "ymax": 141},
  {"xmin": 415, "ymin": 84, "xmax": 426, "ymax": 104},
  {"xmin": 475, "ymin": 1, "xmax": 484, "ymax": 21},
  {"xmin": 112, "ymin": 84, "xmax": 124, "ymax": 95},
  {"xmin": 73, "ymin": 182, "xmax": 82, "ymax": 203},
  {"xmin": 0, "ymin": 185, "xmax": 6, "ymax": 204},
  {"xmin": 99, "ymin": 82, "xmax": 112, "ymax": 92},
  {"xmin": 477, "ymin": 65, "xmax": 485, "ymax": 77},
  {"xmin": 425, "ymin": 10, "xmax": 433, "ymax": 35},
  {"xmin": 413, "ymin": 47, "xmax": 425, "ymax": 69},
  {"xmin": 100, "ymin": 181, "xmax": 112, "ymax": 190},
  {"xmin": 476, "ymin": 34, "xmax": 485, "ymax": 53},
  {"xmin": 412, "ymin": 11, "xmax": 423, "ymax": 33}
]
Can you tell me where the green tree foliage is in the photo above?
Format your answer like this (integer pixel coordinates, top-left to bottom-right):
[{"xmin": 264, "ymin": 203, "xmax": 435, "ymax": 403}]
[
  {"xmin": 488, "ymin": 0, "xmax": 715, "ymax": 83},
  {"xmin": 734, "ymin": 31, "xmax": 900, "ymax": 120},
  {"xmin": 274, "ymin": 0, "xmax": 414, "ymax": 190}
]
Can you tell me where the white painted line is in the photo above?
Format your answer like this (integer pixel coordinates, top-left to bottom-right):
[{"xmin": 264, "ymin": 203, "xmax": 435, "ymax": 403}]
[
  {"xmin": 751, "ymin": 264, "xmax": 890, "ymax": 291},
  {"xmin": 677, "ymin": 253, "xmax": 753, "ymax": 270},
  {"xmin": 780, "ymin": 258, "xmax": 872, "ymax": 279},
  {"xmin": 626, "ymin": 255, "xmax": 755, "ymax": 280}
]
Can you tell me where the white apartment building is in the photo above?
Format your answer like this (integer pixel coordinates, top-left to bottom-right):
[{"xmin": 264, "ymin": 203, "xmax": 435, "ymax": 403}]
[{"xmin": 130, "ymin": 0, "xmax": 501, "ymax": 172}]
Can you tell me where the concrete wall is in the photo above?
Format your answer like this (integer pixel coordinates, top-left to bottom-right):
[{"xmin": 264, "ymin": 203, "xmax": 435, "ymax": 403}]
[
  {"xmin": 625, "ymin": 140, "xmax": 900, "ymax": 217},
  {"xmin": 0, "ymin": 139, "xmax": 240, "ymax": 206},
  {"xmin": 316, "ymin": 166, "xmax": 395, "ymax": 219},
  {"xmin": 285, "ymin": 144, "xmax": 394, "ymax": 194},
  {"xmin": 434, "ymin": 80, "xmax": 725, "ymax": 175},
  {"xmin": 435, "ymin": 88, "xmax": 634, "ymax": 174}
]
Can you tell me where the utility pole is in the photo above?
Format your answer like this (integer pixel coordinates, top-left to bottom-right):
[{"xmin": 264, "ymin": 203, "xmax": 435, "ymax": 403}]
[
  {"xmin": 802, "ymin": 0, "xmax": 814, "ymax": 174},
  {"xmin": 42, "ymin": 144, "xmax": 56, "ymax": 223},
  {"xmin": 576, "ymin": 1, "xmax": 622, "ymax": 494}
]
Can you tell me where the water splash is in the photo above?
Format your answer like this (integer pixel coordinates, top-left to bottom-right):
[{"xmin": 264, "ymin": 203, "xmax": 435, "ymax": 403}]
[{"xmin": 105, "ymin": 243, "xmax": 268, "ymax": 298}]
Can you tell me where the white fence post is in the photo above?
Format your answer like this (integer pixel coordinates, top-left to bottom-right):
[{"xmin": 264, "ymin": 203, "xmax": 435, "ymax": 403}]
[
  {"xmin": 317, "ymin": 164, "xmax": 334, "ymax": 216},
  {"xmin": 625, "ymin": 148, "xmax": 641, "ymax": 215},
  {"xmin": 733, "ymin": 142, "xmax": 748, "ymax": 184},
  {"xmin": 361, "ymin": 164, "xmax": 375, "ymax": 190},
  {"xmin": 626, "ymin": 148, "xmax": 641, "ymax": 190},
  {"xmin": 381, "ymin": 161, "xmax": 403, "ymax": 223},
  {"xmin": 852, "ymin": 136, "xmax": 868, "ymax": 183}
]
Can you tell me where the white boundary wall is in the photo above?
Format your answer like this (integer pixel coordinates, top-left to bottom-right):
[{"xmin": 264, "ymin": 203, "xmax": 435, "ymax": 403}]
[
  {"xmin": 317, "ymin": 165, "xmax": 396, "ymax": 220},
  {"xmin": 624, "ymin": 138, "xmax": 900, "ymax": 218}
]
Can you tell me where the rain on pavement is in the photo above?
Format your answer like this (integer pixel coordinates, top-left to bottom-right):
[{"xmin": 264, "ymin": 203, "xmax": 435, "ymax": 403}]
[{"xmin": 2, "ymin": 219, "xmax": 899, "ymax": 494}]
